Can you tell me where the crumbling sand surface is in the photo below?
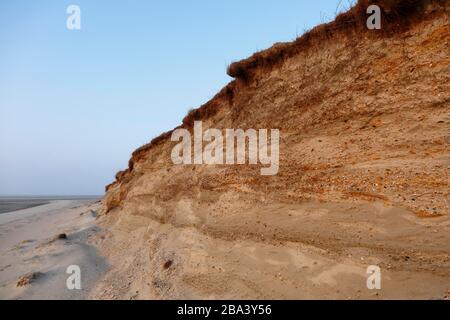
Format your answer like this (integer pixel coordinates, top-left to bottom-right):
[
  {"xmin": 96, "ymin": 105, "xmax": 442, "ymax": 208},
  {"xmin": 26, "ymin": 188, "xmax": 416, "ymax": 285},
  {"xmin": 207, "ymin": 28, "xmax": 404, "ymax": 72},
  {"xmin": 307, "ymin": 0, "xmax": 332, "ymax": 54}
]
[
  {"xmin": 91, "ymin": 200, "xmax": 449, "ymax": 300},
  {"xmin": 0, "ymin": 200, "xmax": 106, "ymax": 300},
  {"xmin": 94, "ymin": 4, "xmax": 450, "ymax": 300}
]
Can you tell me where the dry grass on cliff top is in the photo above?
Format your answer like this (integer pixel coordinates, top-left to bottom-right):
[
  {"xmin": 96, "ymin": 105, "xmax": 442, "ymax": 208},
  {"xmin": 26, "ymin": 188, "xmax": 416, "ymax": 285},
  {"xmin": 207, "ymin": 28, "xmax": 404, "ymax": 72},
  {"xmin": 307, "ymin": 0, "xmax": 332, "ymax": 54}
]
[{"xmin": 227, "ymin": 0, "xmax": 449, "ymax": 81}]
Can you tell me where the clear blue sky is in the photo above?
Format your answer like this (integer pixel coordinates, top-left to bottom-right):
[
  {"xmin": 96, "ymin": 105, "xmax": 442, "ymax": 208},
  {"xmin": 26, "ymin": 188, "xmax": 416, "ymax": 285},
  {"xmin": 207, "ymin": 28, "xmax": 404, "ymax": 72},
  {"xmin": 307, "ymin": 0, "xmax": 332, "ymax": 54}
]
[{"xmin": 0, "ymin": 1, "xmax": 350, "ymax": 196}]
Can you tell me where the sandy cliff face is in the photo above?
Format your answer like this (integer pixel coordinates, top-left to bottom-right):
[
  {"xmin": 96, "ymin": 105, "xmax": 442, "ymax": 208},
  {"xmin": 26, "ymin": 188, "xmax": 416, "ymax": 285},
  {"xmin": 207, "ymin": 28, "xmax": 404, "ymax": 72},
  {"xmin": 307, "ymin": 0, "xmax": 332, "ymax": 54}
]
[{"xmin": 93, "ymin": 1, "xmax": 450, "ymax": 299}]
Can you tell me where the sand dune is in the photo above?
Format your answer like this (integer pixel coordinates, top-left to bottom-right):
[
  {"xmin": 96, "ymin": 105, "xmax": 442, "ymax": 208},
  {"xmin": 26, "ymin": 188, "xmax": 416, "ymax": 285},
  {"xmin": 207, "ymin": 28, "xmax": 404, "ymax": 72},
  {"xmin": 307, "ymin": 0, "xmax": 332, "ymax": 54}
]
[{"xmin": 96, "ymin": 2, "xmax": 450, "ymax": 300}]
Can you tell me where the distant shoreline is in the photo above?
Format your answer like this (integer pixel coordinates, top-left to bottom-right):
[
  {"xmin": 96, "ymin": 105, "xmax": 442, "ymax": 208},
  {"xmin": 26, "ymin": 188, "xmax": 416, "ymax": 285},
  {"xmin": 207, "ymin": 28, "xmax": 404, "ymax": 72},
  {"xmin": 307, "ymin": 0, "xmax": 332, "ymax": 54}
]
[
  {"xmin": 0, "ymin": 196, "xmax": 102, "ymax": 215},
  {"xmin": 0, "ymin": 200, "xmax": 50, "ymax": 214}
]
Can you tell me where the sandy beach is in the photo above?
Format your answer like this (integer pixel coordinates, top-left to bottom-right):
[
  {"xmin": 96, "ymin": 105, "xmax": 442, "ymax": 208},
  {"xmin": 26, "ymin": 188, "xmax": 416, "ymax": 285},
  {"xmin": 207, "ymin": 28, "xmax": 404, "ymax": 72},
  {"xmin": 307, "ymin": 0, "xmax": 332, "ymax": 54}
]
[{"xmin": 0, "ymin": 199, "xmax": 106, "ymax": 300}]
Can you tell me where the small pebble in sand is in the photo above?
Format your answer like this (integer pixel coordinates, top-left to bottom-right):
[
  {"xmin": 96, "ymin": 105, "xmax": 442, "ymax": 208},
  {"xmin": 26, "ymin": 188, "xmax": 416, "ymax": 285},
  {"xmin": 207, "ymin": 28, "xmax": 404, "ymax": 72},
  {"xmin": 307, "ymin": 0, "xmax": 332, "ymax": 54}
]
[
  {"xmin": 16, "ymin": 272, "xmax": 42, "ymax": 287},
  {"xmin": 163, "ymin": 260, "xmax": 173, "ymax": 270}
]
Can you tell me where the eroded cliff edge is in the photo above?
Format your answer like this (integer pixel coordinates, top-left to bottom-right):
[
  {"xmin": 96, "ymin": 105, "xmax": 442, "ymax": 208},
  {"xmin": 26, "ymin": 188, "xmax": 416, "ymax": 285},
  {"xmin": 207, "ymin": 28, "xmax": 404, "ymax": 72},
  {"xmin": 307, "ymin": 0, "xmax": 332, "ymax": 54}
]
[{"xmin": 93, "ymin": 1, "xmax": 450, "ymax": 299}]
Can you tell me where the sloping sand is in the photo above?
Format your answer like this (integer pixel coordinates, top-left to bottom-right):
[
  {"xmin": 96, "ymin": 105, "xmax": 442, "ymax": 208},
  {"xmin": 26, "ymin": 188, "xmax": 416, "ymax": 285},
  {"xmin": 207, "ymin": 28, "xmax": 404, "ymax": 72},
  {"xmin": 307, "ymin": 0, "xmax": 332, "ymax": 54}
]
[
  {"xmin": 1, "ymin": 198, "xmax": 447, "ymax": 300},
  {"xmin": 0, "ymin": 200, "xmax": 107, "ymax": 300},
  {"xmin": 91, "ymin": 198, "xmax": 450, "ymax": 300}
]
